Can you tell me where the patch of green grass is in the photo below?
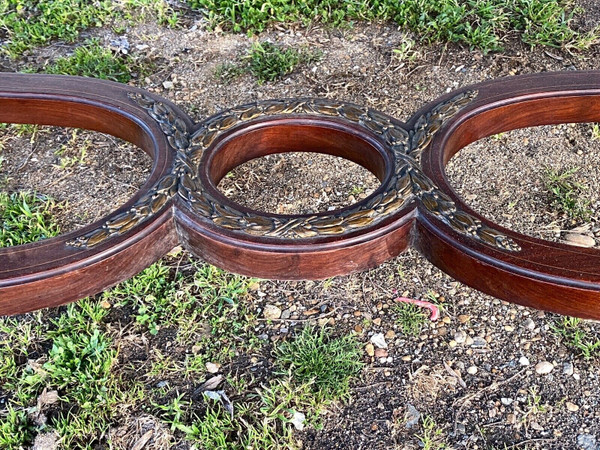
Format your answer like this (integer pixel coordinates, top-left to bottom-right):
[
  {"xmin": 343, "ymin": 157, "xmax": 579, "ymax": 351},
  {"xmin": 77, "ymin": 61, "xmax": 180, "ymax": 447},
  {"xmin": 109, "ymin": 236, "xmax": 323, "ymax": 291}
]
[
  {"xmin": 0, "ymin": 407, "xmax": 32, "ymax": 449},
  {"xmin": 105, "ymin": 261, "xmax": 177, "ymax": 335},
  {"xmin": 274, "ymin": 326, "xmax": 364, "ymax": 402},
  {"xmin": 0, "ymin": 192, "xmax": 61, "ymax": 247},
  {"xmin": 543, "ymin": 167, "xmax": 591, "ymax": 220},
  {"xmin": 0, "ymin": 1, "xmax": 179, "ymax": 58},
  {"xmin": 217, "ymin": 42, "xmax": 321, "ymax": 84},
  {"xmin": 394, "ymin": 302, "xmax": 428, "ymax": 336},
  {"xmin": 552, "ymin": 316, "xmax": 600, "ymax": 359},
  {"xmin": 246, "ymin": 41, "xmax": 318, "ymax": 84},
  {"xmin": 0, "ymin": 0, "xmax": 112, "ymax": 56},
  {"xmin": 189, "ymin": 0, "xmax": 593, "ymax": 53},
  {"xmin": 39, "ymin": 40, "xmax": 133, "ymax": 82},
  {"xmin": 0, "ymin": 299, "xmax": 130, "ymax": 449}
]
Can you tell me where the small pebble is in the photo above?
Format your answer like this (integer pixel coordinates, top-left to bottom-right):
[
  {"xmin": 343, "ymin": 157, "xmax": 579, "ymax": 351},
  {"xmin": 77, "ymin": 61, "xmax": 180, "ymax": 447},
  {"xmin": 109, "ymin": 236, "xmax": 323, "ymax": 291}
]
[
  {"xmin": 454, "ymin": 330, "xmax": 467, "ymax": 344},
  {"xmin": 365, "ymin": 343, "xmax": 375, "ymax": 357},
  {"xmin": 577, "ymin": 434, "xmax": 597, "ymax": 450},
  {"xmin": 385, "ymin": 330, "xmax": 396, "ymax": 339},
  {"xmin": 471, "ymin": 336, "xmax": 487, "ymax": 348},
  {"xmin": 524, "ymin": 318, "xmax": 535, "ymax": 330},
  {"xmin": 458, "ymin": 314, "xmax": 470, "ymax": 324},
  {"xmin": 530, "ymin": 421, "xmax": 543, "ymax": 431},
  {"xmin": 504, "ymin": 325, "xmax": 514, "ymax": 332},
  {"xmin": 501, "ymin": 397, "xmax": 513, "ymax": 406},
  {"xmin": 465, "ymin": 336, "xmax": 474, "ymax": 346},
  {"xmin": 566, "ymin": 401, "xmax": 579, "ymax": 412},
  {"xmin": 205, "ymin": 362, "xmax": 220, "ymax": 374},
  {"xmin": 519, "ymin": 356, "xmax": 530, "ymax": 366},
  {"xmin": 263, "ymin": 305, "xmax": 282, "ymax": 320},
  {"xmin": 563, "ymin": 362, "xmax": 574, "ymax": 376},
  {"xmin": 374, "ymin": 348, "xmax": 388, "ymax": 358},
  {"xmin": 467, "ymin": 365, "xmax": 478, "ymax": 375},
  {"xmin": 370, "ymin": 333, "xmax": 388, "ymax": 349},
  {"xmin": 163, "ymin": 80, "xmax": 174, "ymax": 89},
  {"xmin": 535, "ymin": 361, "xmax": 554, "ymax": 375}
]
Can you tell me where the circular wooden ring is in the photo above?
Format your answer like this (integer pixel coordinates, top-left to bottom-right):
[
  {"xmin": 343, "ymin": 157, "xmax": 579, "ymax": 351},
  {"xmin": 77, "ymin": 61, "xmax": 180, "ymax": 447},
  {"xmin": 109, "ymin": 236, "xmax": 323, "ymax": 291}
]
[
  {"xmin": 173, "ymin": 99, "xmax": 417, "ymax": 279},
  {"xmin": 419, "ymin": 71, "xmax": 600, "ymax": 319},
  {"xmin": 0, "ymin": 74, "xmax": 182, "ymax": 314}
]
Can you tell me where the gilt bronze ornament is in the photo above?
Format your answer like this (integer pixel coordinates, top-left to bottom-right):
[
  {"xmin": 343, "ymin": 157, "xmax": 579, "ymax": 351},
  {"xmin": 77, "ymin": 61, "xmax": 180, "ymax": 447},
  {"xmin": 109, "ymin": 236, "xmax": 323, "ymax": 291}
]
[{"xmin": 1, "ymin": 72, "xmax": 600, "ymax": 318}]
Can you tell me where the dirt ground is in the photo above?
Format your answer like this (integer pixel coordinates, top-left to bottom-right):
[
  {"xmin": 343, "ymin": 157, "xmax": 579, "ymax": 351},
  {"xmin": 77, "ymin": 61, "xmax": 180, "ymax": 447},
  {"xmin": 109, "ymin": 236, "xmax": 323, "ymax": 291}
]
[{"xmin": 3, "ymin": 6, "xmax": 600, "ymax": 449}]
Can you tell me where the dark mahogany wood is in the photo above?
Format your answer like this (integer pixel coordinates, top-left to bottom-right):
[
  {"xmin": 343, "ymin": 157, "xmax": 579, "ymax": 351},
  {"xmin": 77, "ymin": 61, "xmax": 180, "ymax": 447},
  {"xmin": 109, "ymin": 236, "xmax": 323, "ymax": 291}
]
[
  {"xmin": 0, "ymin": 74, "xmax": 183, "ymax": 314},
  {"xmin": 418, "ymin": 71, "xmax": 600, "ymax": 319},
  {"xmin": 3, "ymin": 72, "xmax": 600, "ymax": 320}
]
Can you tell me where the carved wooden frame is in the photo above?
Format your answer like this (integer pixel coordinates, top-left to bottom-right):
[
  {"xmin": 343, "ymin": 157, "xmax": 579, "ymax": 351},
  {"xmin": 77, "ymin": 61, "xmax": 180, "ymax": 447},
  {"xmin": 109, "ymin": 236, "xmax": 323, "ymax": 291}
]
[{"xmin": 1, "ymin": 72, "xmax": 599, "ymax": 318}]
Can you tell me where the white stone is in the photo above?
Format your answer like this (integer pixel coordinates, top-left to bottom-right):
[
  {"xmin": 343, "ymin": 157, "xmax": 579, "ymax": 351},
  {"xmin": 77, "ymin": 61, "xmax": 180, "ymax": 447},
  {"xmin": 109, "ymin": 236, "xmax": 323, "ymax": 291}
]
[
  {"xmin": 263, "ymin": 304, "xmax": 282, "ymax": 320},
  {"xmin": 370, "ymin": 333, "xmax": 388, "ymax": 349},
  {"xmin": 535, "ymin": 361, "xmax": 554, "ymax": 375}
]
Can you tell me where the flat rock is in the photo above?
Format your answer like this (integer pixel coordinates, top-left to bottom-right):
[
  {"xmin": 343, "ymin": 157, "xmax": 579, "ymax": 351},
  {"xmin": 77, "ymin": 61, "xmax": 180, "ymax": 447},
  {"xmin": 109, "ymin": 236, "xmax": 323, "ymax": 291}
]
[
  {"xmin": 370, "ymin": 333, "xmax": 388, "ymax": 349},
  {"xmin": 564, "ymin": 233, "xmax": 596, "ymax": 248},
  {"xmin": 535, "ymin": 361, "xmax": 554, "ymax": 375},
  {"xmin": 263, "ymin": 305, "xmax": 282, "ymax": 320}
]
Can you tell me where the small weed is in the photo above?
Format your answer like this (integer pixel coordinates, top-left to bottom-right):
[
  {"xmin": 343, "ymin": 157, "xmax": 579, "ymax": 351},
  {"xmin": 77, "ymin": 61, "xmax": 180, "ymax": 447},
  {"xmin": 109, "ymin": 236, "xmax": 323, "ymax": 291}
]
[
  {"xmin": 183, "ymin": 399, "xmax": 238, "ymax": 447},
  {"xmin": 215, "ymin": 62, "xmax": 246, "ymax": 81},
  {"xmin": 0, "ymin": 192, "xmax": 61, "ymax": 247},
  {"xmin": 592, "ymin": 123, "xmax": 600, "ymax": 141},
  {"xmin": 543, "ymin": 167, "xmax": 591, "ymax": 220},
  {"xmin": 105, "ymin": 262, "xmax": 176, "ymax": 335},
  {"xmin": 393, "ymin": 38, "xmax": 419, "ymax": 63},
  {"xmin": 245, "ymin": 42, "xmax": 321, "ymax": 84},
  {"xmin": 54, "ymin": 130, "xmax": 89, "ymax": 168},
  {"xmin": 38, "ymin": 40, "xmax": 133, "ymax": 82},
  {"xmin": 394, "ymin": 302, "xmax": 427, "ymax": 336},
  {"xmin": 552, "ymin": 316, "xmax": 600, "ymax": 359},
  {"xmin": 275, "ymin": 326, "xmax": 363, "ymax": 402},
  {"xmin": 520, "ymin": 386, "xmax": 549, "ymax": 427},
  {"xmin": 350, "ymin": 185, "xmax": 365, "ymax": 196},
  {"xmin": 417, "ymin": 415, "xmax": 446, "ymax": 450}
]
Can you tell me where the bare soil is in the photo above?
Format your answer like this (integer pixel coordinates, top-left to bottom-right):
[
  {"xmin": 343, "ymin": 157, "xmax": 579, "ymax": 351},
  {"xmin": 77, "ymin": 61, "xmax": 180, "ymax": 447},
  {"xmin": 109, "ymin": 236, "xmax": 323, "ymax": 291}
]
[{"xmin": 2, "ymin": 6, "xmax": 600, "ymax": 449}]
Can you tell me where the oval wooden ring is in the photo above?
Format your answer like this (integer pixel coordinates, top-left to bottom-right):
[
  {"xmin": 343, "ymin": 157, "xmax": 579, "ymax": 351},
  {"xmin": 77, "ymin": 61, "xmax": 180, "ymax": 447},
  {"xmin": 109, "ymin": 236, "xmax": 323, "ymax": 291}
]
[
  {"xmin": 0, "ymin": 74, "xmax": 182, "ymax": 314},
  {"xmin": 419, "ymin": 71, "xmax": 600, "ymax": 319},
  {"xmin": 173, "ymin": 99, "xmax": 417, "ymax": 279}
]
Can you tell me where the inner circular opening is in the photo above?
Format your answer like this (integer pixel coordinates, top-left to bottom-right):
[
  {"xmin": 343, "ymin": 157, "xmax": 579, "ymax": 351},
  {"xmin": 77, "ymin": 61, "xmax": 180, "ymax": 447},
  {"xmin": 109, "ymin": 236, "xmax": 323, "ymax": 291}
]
[
  {"xmin": 447, "ymin": 122, "xmax": 600, "ymax": 244},
  {"xmin": 437, "ymin": 94, "xmax": 600, "ymax": 247},
  {"xmin": 0, "ymin": 124, "xmax": 153, "ymax": 242},
  {"xmin": 208, "ymin": 121, "xmax": 386, "ymax": 215},
  {"xmin": 219, "ymin": 152, "xmax": 380, "ymax": 215}
]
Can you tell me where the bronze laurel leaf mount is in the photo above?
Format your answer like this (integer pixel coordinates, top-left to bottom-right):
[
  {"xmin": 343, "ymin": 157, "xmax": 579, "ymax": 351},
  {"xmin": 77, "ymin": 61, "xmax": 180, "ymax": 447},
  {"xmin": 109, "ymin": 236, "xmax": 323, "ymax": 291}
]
[{"xmin": 1, "ymin": 72, "xmax": 600, "ymax": 319}]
